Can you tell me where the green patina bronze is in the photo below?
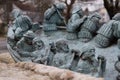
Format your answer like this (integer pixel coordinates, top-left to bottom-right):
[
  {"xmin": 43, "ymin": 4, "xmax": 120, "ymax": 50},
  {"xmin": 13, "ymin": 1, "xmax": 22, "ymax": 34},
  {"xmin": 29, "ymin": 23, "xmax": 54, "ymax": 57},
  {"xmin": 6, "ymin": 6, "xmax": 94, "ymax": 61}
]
[{"xmin": 43, "ymin": 3, "xmax": 66, "ymax": 31}]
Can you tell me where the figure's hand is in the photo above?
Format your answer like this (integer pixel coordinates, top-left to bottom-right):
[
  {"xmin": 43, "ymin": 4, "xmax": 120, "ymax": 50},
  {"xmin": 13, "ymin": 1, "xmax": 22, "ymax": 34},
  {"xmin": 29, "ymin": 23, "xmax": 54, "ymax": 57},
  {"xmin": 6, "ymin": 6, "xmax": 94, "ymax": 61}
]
[
  {"xmin": 60, "ymin": 64, "xmax": 70, "ymax": 69},
  {"xmin": 51, "ymin": 8, "xmax": 56, "ymax": 12},
  {"xmin": 71, "ymin": 49, "xmax": 80, "ymax": 54},
  {"xmin": 76, "ymin": 68, "xmax": 83, "ymax": 72},
  {"xmin": 98, "ymin": 55, "xmax": 105, "ymax": 61},
  {"xmin": 82, "ymin": 16, "xmax": 87, "ymax": 21},
  {"xmin": 60, "ymin": 17, "xmax": 64, "ymax": 21}
]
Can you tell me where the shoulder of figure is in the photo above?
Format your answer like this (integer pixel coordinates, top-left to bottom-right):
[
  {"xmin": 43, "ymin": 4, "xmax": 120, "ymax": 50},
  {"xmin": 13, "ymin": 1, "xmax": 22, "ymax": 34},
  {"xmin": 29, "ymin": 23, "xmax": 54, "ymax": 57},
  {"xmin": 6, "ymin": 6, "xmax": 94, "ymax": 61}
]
[
  {"xmin": 44, "ymin": 8, "xmax": 52, "ymax": 14},
  {"xmin": 72, "ymin": 14, "xmax": 81, "ymax": 18}
]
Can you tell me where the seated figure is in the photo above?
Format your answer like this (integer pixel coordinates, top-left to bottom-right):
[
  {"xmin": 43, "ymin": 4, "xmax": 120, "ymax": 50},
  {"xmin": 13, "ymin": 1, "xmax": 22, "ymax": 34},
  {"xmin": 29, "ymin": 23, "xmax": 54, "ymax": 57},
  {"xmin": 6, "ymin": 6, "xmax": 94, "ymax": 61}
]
[
  {"xmin": 78, "ymin": 12, "xmax": 101, "ymax": 42},
  {"xmin": 11, "ymin": 9, "xmax": 33, "ymax": 40},
  {"xmin": 75, "ymin": 45, "xmax": 106, "ymax": 77},
  {"xmin": 32, "ymin": 37, "xmax": 54, "ymax": 65},
  {"xmin": 94, "ymin": 13, "xmax": 120, "ymax": 48},
  {"xmin": 7, "ymin": 9, "xmax": 33, "ymax": 48},
  {"xmin": 67, "ymin": 5, "xmax": 84, "ymax": 40},
  {"xmin": 43, "ymin": 3, "xmax": 66, "ymax": 31},
  {"xmin": 51, "ymin": 40, "xmax": 75, "ymax": 69},
  {"xmin": 15, "ymin": 30, "xmax": 36, "ymax": 61}
]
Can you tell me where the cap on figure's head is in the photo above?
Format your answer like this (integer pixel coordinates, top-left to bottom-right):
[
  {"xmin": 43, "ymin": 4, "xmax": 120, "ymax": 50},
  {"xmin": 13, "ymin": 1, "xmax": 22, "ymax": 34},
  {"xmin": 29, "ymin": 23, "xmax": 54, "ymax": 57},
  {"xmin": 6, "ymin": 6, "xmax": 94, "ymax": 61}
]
[
  {"xmin": 72, "ymin": 5, "xmax": 83, "ymax": 14},
  {"xmin": 55, "ymin": 2, "xmax": 66, "ymax": 10},
  {"xmin": 23, "ymin": 30, "xmax": 36, "ymax": 39}
]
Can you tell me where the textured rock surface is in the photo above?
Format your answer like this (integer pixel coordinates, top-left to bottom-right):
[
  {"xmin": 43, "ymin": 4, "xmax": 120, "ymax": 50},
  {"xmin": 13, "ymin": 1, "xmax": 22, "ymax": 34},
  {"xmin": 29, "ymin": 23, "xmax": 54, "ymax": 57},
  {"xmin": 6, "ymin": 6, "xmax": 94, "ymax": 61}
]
[
  {"xmin": 0, "ymin": 52, "xmax": 15, "ymax": 63},
  {"xmin": 0, "ymin": 53, "xmax": 103, "ymax": 80}
]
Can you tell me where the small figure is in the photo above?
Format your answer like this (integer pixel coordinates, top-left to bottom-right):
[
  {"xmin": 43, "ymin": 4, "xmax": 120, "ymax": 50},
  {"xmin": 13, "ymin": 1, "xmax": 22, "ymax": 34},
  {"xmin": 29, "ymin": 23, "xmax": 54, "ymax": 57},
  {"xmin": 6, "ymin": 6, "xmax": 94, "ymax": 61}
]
[
  {"xmin": 78, "ymin": 12, "xmax": 101, "ymax": 42},
  {"xmin": 115, "ymin": 55, "xmax": 120, "ymax": 80},
  {"xmin": 75, "ymin": 45, "xmax": 106, "ymax": 77},
  {"xmin": 67, "ymin": 5, "xmax": 84, "ymax": 40},
  {"xmin": 43, "ymin": 3, "xmax": 66, "ymax": 31},
  {"xmin": 94, "ymin": 13, "xmax": 120, "ymax": 48},
  {"xmin": 11, "ymin": 9, "xmax": 33, "ymax": 40},
  {"xmin": 31, "ymin": 37, "xmax": 47, "ymax": 64},
  {"xmin": 52, "ymin": 40, "xmax": 75, "ymax": 69},
  {"xmin": 15, "ymin": 30, "xmax": 36, "ymax": 60},
  {"xmin": 32, "ymin": 37, "xmax": 54, "ymax": 65}
]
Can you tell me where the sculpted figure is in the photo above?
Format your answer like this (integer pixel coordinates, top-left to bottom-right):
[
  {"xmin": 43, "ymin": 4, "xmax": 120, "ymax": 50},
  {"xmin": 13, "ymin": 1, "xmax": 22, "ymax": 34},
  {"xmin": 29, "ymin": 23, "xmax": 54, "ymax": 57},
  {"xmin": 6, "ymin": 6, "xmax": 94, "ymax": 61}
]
[
  {"xmin": 112, "ymin": 13, "xmax": 120, "ymax": 49},
  {"xmin": 7, "ymin": 26, "xmax": 17, "ymax": 48},
  {"xmin": 78, "ymin": 12, "xmax": 101, "ymax": 42},
  {"xmin": 43, "ymin": 3, "xmax": 66, "ymax": 31},
  {"xmin": 115, "ymin": 55, "xmax": 120, "ymax": 80},
  {"xmin": 52, "ymin": 40, "xmax": 75, "ymax": 69},
  {"xmin": 31, "ymin": 37, "xmax": 47, "ymax": 64},
  {"xmin": 15, "ymin": 30, "xmax": 36, "ymax": 59},
  {"xmin": 75, "ymin": 45, "xmax": 106, "ymax": 77},
  {"xmin": 11, "ymin": 9, "xmax": 33, "ymax": 40},
  {"xmin": 32, "ymin": 37, "xmax": 54, "ymax": 65},
  {"xmin": 67, "ymin": 5, "xmax": 84, "ymax": 40},
  {"xmin": 94, "ymin": 13, "xmax": 120, "ymax": 48}
]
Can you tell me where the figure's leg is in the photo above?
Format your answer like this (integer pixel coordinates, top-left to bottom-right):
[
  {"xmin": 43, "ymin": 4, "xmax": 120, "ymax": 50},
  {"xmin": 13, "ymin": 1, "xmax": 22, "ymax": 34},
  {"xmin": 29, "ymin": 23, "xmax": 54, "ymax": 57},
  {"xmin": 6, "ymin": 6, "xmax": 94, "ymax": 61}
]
[
  {"xmin": 78, "ymin": 28, "xmax": 93, "ymax": 42},
  {"xmin": 94, "ymin": 34, "xmax": 110, "ymax": 48}
]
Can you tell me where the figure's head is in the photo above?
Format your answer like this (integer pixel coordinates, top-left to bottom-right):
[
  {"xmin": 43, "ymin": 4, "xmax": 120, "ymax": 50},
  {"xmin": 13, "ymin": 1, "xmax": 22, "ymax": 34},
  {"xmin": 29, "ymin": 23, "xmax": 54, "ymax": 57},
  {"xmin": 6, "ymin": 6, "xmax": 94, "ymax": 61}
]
[
  {"xmin": 72, "ymin": 5, "xmax": 83, "ymax": 17},
  {"xmin": 32, "ymin": 37, "xmax": 44, "ymax": 50},
  {"xmin": 11, "ymin": 9, "xmax": 22, "ymax": 19},
  {"xmin": 55, "ymin": 2, "xmax": 66, "ymax": 12},
  {"xmin": 80, "ymin": 45, "xmax": 95, "ymax": 60},
  {"xmin": 23, "ymin": 30, "xmax": 35, "ymax": 44},
  {"xmin": 90, "ymin": 12, "xmax": 101, "ymax": 21},
  {"xmin": 112, "ymin": 13, "xmax": 120, "ymax": 21},
  {"xmin": 55, "ymin": 40, "xmax": 69, "ymax": 53}
]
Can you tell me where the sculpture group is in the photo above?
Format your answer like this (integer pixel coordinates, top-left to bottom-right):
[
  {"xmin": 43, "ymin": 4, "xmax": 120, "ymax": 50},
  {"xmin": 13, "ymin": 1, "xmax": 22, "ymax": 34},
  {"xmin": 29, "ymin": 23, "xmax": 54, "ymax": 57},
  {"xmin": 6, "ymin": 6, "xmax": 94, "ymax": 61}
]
[{"xmin": 7, "ymin": 2, "xmax": 120, "ymax": 79}]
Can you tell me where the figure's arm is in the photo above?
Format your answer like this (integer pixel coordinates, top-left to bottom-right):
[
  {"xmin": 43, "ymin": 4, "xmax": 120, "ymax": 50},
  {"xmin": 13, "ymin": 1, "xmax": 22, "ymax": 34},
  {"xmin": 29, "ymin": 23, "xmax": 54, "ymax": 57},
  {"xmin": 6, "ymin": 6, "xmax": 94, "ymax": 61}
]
[
  {"xmin": 59, "ymin": 53, "xmax": 75, "ymax": 69},
  {"xmin": 71, "ymin": 14, "xmax": 80, "ymax": 23},
  {"xmin": 113, "ymin": 21, "xmax": 120, "ymax": 38},
  {"xmin": 75, "ymin": 67, "xmax": 83, "ymax": 72},
  {"xmin": 97, "ymin": 55, "xmax": 106, "ymax": 77},
  {"xmin": 74, "ymin": 60, "xmax": 84, "ymax": 73},
  {"xmin": 23, "ymin": 16, "xmax": 33, "ymax": 27},
  {"xmin": 12, "ymin": 21, "xmax": 18, "ymax": 32},
  {"xmin": 68, "ymin": 16, "xmax": 87, "ymax": 32},
  {"xmin": 15, "ymin": 39, "xmax": 33, "ymax": 57},
  {"xmin": 16, "ymin": 47, "xmax": 33, "ymax": 57},
  {"xmin": 44, "ymin": 8, "xmax": 56, "ymax": 20}
]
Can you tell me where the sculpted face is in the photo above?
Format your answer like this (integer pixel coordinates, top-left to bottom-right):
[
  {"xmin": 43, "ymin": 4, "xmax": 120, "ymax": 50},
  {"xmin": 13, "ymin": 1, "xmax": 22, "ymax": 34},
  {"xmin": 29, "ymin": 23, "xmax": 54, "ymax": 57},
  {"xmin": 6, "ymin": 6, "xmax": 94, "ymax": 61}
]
[
  {"xmin": 56, "ymin": 41, "xmax": 69, "ymax": 53},
  {"xmin": 24, "ymin": 37, "xmax": 33, "ymax": 45},
  {"xmin": 61, "ymin": 43, "xmax": 69, "ymax": 53},
  {"xmin": 33, "ymin": 40, "xmax": 44, "ymax": 50},
  {"xmin": 81, "ymin": 49, "xmax": 95, "ymax": 60}
]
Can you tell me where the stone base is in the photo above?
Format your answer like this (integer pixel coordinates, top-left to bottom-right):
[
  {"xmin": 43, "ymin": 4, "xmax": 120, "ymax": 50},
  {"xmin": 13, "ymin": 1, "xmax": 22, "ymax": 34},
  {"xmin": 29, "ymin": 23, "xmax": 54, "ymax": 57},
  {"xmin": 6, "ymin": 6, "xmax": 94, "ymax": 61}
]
[{"xmin": 0, "ymin": 62, "xmax": 103, "ymax": 80}]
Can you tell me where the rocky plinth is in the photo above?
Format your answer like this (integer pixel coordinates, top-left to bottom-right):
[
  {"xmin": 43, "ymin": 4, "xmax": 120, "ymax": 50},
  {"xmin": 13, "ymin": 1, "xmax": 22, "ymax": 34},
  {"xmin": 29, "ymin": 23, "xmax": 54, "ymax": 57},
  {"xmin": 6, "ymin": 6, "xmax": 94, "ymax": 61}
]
[{"xmin": 0, "ymin": 53, "xmax": 103, "ymax": 80}]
